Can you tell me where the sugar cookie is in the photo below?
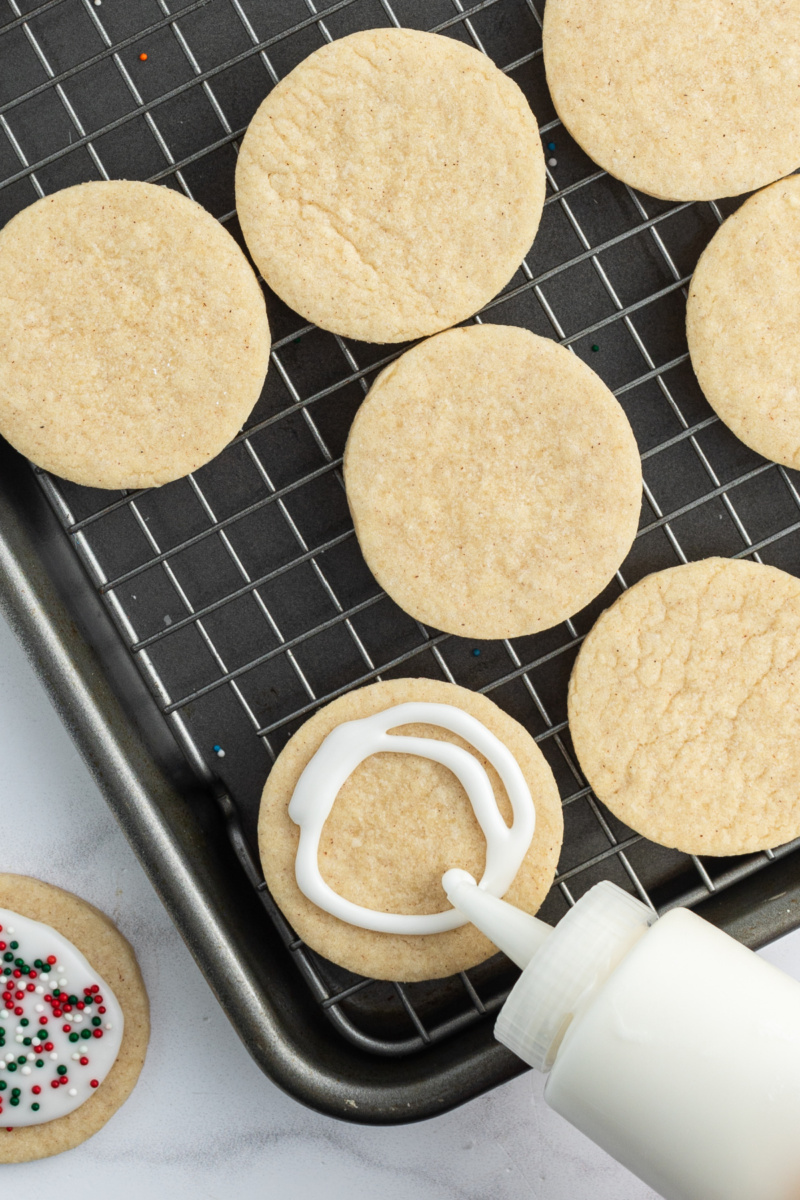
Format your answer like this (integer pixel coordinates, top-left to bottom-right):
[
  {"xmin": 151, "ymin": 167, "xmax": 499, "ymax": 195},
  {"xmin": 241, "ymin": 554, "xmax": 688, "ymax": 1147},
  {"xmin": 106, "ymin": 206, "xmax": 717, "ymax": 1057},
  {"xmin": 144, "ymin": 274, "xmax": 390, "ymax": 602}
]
[
  {"xmin": 0, "ymin": 180, "xmax": 270, "ymax": 489},
  {"xmin": 543, "ymin": 0, "xmax": 800, "ymax": 201},
  {"xmin": 235, "ymin": 29, "xmax": 545, "ymax": 343},
  {"xmin": 687, "ymin": 176, "xmax": 800, "ymax": 469},
  {"xmin": 0, "ymin": 874, "xmax": 148, "ymax": 1162},
  {"xmin": 344, "ymin": 324, "xmax": 642, "ymax": 640},
  {"xmin": 258, "ymin": 678, "xmax": 563, "ymax": 982},
  {"xmin": 568, "ymin": 558, "xmax": 800, "ymax": 856}
]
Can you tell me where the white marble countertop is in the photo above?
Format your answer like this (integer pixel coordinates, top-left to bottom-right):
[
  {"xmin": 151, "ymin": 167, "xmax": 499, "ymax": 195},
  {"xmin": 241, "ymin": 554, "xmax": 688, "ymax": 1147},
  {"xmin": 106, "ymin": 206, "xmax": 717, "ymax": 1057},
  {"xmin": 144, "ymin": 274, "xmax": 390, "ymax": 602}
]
[{"xmin": 1, "ymin": 611, "xmax": 799, "ymax": 1199}]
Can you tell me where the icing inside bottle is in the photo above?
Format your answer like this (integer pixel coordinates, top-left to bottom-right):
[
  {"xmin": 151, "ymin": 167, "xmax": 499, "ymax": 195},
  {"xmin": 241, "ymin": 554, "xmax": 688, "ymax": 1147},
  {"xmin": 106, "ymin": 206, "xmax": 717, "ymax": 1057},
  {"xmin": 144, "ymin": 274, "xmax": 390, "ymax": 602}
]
[
  {"xmin": 0, "ymin": 908, "xmax": 124, "ymax": 1129},
  {"xmin": 289, "ymin": 701, "xmax": 536, "ymax": 934}
]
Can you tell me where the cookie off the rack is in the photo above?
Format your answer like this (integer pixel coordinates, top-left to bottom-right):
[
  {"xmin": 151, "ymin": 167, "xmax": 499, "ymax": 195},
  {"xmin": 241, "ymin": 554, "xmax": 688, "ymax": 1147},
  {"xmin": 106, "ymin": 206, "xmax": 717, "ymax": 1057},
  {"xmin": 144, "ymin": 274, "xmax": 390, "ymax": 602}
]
[
  {"xmin": 568, "ymin": 558, "xmax": 800, "ymax": 857},
  {"xmin": 258, "ymin": 678, "xmax": 563, "ymax": 982},
  {"xmin": 0, "ymin": 873, "xmax": 148, "ymax": 1162},
  {"xmin": 0, "ymin": 180, "xmax": 270, "ymax": 490},
  {"xmin": 235, "ymin": 28, "xmax": 545, "ymax": 344},
  {"xmin": 344, "ymin": 324, "xmax": 642, "ymax": 640},
  {"xmin": 687, "ymin": 176, "xmax": 800, "ymax": 469}
]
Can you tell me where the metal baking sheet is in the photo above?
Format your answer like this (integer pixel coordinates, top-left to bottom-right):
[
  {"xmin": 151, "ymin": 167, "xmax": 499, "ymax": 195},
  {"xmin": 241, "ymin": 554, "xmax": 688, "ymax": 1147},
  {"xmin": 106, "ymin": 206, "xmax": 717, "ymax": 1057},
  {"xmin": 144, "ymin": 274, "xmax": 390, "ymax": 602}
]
[{"xmin": 2, "ymin": 0, "xmax": 800, "ymax": 1119}]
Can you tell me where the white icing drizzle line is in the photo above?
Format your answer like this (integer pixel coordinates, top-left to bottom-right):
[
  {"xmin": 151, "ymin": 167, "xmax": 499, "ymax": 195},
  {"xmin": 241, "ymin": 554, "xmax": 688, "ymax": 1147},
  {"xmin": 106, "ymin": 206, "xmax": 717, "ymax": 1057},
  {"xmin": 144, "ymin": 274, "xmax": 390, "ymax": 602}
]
[
  {"xmin": 289, "ymin": 701, "xmax": 536, "ymax": 935},
  {"xmin": 0, "ymin": 908, "xmax": 124, "ymax": 1130}
]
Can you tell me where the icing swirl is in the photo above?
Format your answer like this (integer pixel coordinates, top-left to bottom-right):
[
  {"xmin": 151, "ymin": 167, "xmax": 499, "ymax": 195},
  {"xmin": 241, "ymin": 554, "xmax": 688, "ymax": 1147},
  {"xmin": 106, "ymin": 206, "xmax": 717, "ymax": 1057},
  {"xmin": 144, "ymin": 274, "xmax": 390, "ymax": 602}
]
[{"xmin": 289, "ymin": 701, "xmax": 536, "ymax": 935}]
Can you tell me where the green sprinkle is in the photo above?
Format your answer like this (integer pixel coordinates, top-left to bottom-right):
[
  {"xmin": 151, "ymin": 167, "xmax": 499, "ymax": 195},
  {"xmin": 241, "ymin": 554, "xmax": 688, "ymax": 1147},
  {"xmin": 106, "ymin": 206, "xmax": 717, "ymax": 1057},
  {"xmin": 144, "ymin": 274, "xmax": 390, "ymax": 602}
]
[
  {"xmin": 36, "ymin": 1060, "xmax": 44, "ymax": 1068},
  {"xmin": 69, "ymin": 1033, "xmax": 79, "ymax": 1043},
  {"xmin": 91, "ymin": 1017, "xmax": 102, "ymax": 1028},
  {"xmin": 57, "ymin": 1065, "xmax": 67, "ymax": 1076},
  {"xmin": 80, "ymin": 1030, "xmax": 91, "ymax": 1040},
  {"xmin": 591, "ymin": 344, "xmax": 600, "ymax": 352},
  {"xmin": 31, "ymin": 1102, "xmax": 39, "ymax": 1111}
]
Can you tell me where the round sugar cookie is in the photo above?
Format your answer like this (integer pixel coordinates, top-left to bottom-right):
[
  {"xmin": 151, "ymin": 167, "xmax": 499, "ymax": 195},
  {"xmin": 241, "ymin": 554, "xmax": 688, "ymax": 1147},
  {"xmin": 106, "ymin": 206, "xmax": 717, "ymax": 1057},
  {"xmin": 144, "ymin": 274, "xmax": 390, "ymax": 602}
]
[
  {"xmin": 0, "ymin": 874, "xmax": 149, "ymax": 1162},
  {"xmin": 235, "ymin": 29, "xmax": 545, "ymax": 343},
  {"xmin": 258, "ymin": 678, "xmax": 563, "ymax": 982},
  {"xmin": 568, "ymin": 558, "xmax": 800, "ymax": 857},
  {"xmin": 343, "ymin": 324, "xmax": 642, "ymax": 640},
  {"xmin": 687, "ymin": 177, "xmax": 800, "ymax": 469},
  {"xmin": 543, "ymin": 0, "xmax": 800, "ymax": 201},
  {"xmin": 0, "ymin": 180, "xmax": 270, "ymax": 489}
]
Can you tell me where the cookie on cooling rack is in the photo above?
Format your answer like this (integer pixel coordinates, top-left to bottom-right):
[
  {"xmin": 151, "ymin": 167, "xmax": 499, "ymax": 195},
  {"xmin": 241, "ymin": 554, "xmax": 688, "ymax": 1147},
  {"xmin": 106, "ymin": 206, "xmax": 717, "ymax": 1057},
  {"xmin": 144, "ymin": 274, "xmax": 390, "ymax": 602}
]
[
  {"xmin": 0, "ymin": 180, "xmax": 270, "ymax": 490},
  {"xmin": 258, "ymin": 678, "xmax": 563, "ymax": 982},
  {"xmin": 235, "ymin": 28, "xmax": 545, "ymax": 343},
  {"xmin": 343, "ymin": 324, "xmax": 642, "ymax": 640},
  {"xmin": 543, "ymin": 0, "xmax": 800, "ymax": 201},
  {"xmin": 0, "ymin": 873, "xmax": 149, "ymax": 1162},
  {"xmin": 568, "ymin": 558, "xmax": 800, "ymax": 857},
  {"xmin": 687, "ymin": 176, "xmax": 800, "ymax": 470}
]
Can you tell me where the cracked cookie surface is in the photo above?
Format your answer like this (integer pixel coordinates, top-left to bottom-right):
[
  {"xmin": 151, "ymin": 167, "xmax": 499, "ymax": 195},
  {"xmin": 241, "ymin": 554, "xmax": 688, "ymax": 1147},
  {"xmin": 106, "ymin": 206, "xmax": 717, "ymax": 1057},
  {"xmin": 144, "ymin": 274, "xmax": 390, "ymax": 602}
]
[
  {"xmin": 0, "ymin": 180, "xmax": 270, "ymax": 490},
  {"xmin": 235, "ymin": 28, "xmax": 545, "ymax": 343},
  {"xmin": 344, "ymin": 324, "xmax": 642, "ymax": 640},
  {"xmin": 568, "ymin": 558, "xmax": 800, "ymax": 856},
  {"xmin": 543, "ymin": 0, "xmax": 800, "ymax": 201},
  {"xmin": 258, "ymin": 678, "xmax": 563, "ymax": 982},
  {"xmin": 687, "ymin": 176, "xmax": 800, "ymax": 470}
]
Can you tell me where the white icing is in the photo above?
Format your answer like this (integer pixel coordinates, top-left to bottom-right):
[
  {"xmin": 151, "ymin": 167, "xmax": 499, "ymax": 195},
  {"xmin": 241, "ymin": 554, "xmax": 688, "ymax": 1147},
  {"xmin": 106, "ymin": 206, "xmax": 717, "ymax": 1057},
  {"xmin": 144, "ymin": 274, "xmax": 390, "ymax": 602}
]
[
  {"xmin": 289, "ymin": 701, "xmax": 536, "ymax": 934},
  {"xmin": 0, "ymin": 908, "xmax": 124, "ymax": 1129}
]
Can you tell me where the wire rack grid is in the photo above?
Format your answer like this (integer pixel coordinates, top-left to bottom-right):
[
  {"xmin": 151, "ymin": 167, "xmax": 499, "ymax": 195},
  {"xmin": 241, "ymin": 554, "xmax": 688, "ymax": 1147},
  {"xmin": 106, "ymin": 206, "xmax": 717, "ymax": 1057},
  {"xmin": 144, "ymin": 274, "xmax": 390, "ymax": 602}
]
[{"xmin": 3, "ymin": 0, "xmax": 800, "ymax": 1057}]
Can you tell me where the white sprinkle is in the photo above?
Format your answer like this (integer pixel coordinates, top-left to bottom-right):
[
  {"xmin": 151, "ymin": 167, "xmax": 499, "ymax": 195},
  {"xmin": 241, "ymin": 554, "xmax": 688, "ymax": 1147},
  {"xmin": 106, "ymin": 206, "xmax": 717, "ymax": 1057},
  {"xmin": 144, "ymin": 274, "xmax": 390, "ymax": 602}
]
[
  {"xmin": 49, "ymin": 1051, "xmax": 58, "ymax": 1060},
  {"xmin": 15, "ymin": 1026, "xmax": 24, "ymax": 1034},
  {"xmin": 15, "ymin": 1036, "xmax": 23, "ymax": 1044},
  {"xmin": 59, "ymin": 978, "xmax": 68, "ymax": 987},
  {"xmin": 26, "ymin": 1053, "xmax": 35, "ymax": 1061},
  {"xmin": 548, "ymin": 157, "xmax": 557, "ymax": 167},
  {"xmin": 35, "ymin": 986, "xmax": 44, "ymax": 995},
  {"xmin": 4, "ymin": 1053, "xmax": 13, "ymax": 1062},
  {"xmin": 6, "ymin": 927, "xmax": 13, "ymax": 934},
  {"xmin": 0, "ymin": 1010, "xmax": 7, "ymax": 1019},
  {"xmin": 72, "ymin": 1053, "xmax": 80, "ymax": 1061},
  {"xmin": 104, "ymin": 1023, "xmax": 112, "ymax": 1030},
  {"xmin": 38, "ymin": 974, "xmax": 49, "ymax": 984},
  {"xmin": 35, "ymin": 1004, "xmax": 44, "ymax": 1013},
  {"xmin": 68, "ymin": 1087, "xmax": 77, "ymax": 1096},
  {"xmin": 21, "ymin": 1066, "xmax": 31, "ymax": 1076},
  {"xmin": 0, "ymin": 1062, "xmax": 4, "ymax": 1070},
  {"xmin": 94, "ymin": 0, "xmax": 102, "ymax": 6},
  {"xmin": 74, "ymin": 1014, "xmax": 83, "ymax": 1024}
]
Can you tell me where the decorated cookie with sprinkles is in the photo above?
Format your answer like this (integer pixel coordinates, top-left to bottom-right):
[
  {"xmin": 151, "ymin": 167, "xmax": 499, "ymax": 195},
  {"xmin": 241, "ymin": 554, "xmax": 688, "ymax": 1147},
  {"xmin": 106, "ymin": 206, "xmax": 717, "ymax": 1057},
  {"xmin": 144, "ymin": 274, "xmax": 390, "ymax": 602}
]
[{"xmin": 0, "ymin": 874, "xmax": 148, "ymax": 1163}]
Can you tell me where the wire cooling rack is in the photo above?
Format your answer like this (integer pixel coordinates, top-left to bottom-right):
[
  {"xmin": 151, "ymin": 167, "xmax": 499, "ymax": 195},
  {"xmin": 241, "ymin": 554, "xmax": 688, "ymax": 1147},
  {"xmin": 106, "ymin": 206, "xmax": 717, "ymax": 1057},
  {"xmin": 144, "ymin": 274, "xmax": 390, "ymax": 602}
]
[{"xmin": 3, "ymin": 0, "xmax": 800, "ymax": 1057}]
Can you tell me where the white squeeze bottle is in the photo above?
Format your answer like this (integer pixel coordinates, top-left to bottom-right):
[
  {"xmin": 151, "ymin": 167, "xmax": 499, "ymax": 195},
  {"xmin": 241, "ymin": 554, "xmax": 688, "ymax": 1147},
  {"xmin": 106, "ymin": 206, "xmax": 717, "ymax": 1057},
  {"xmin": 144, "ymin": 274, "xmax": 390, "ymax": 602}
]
[{"xmin": 443, "ymin": 869, "xmax": 800, "ymax": 1200}]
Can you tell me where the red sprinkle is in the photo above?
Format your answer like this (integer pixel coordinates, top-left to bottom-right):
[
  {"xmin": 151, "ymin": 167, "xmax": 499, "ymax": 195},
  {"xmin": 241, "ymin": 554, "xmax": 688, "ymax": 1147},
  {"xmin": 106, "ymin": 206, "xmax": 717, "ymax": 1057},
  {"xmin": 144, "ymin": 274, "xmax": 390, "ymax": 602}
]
[
  {"xmin": 46, "ymin": 956, "xmax": 56, "ymax": 965},
  {"xmin": 90, "ymin": 1080, "xmax": 99, "ymax": 1088},
  {"xmin": 92, "ymin": 1030, "xmax": 103, "ymax": 1039},
  {"xmin": 139, "ymin": 52, "xmax": 148, "ymax": 61},
  {"xmin": 32, "ymin": 1086, "xmax": 41, "ymax": 1096},
  {"xmin": 79, "ymin": 1057, "xmax": 89, "ymax": 1066}
]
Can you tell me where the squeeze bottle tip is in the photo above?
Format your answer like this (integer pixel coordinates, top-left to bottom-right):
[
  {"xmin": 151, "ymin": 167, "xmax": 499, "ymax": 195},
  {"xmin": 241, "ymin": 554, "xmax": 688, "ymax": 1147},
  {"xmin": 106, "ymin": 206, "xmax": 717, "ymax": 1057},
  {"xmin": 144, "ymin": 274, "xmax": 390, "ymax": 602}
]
[{"xmin": 442, "ymin": 867, "xmax": 553, "ymax": 969}]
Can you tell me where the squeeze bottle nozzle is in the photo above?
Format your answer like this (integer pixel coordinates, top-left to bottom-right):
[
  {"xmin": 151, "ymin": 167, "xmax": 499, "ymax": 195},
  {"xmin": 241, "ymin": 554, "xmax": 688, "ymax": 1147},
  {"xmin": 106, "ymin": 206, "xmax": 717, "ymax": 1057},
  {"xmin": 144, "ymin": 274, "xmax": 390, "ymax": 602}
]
[{"xmin": 442, "ymin": 868, "xmax": 552, "ymax": 968}]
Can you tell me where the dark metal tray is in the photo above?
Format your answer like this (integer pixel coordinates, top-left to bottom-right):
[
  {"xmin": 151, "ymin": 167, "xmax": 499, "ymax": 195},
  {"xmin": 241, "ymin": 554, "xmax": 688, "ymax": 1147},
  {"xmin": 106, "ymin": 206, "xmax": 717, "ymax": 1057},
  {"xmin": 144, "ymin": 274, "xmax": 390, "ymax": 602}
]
[{"xmin": 2, "ymin": 0, "xmax": 800, "ymax": 1124}]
